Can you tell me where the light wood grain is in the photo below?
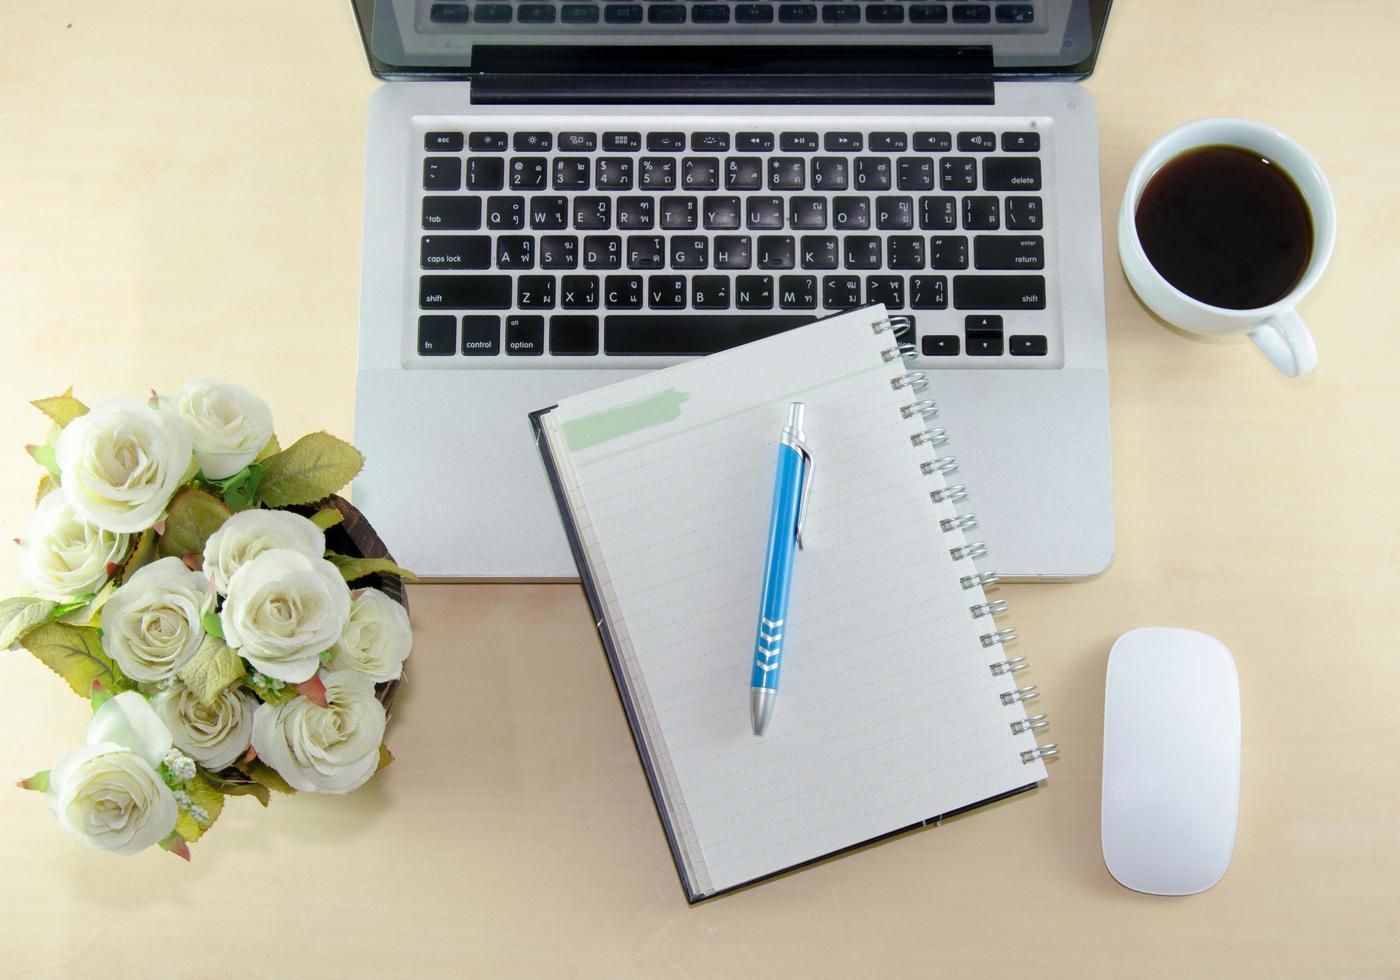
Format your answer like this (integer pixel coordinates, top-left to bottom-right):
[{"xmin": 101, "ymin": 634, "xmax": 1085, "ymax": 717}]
[{"xmin": 1, "ymin": 2, "xmax": 1397, "ymax": 977}]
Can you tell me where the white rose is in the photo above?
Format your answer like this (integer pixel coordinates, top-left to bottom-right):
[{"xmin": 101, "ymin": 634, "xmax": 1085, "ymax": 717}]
[
  {"xmin": 46, "ymin": 691, "xmax": 178, "ymax": 855},
  {"xmin": 54, "ymin": 397, "xmax": 193, "ymax": 533},
  {"xmin": 221, "ymin": 549, "xmax": 351, "ymax": 683},
  {"xmin": 20, "ymin": 491, "xmax": 130, "ymax": 600},
  {"xmin": 174, "ymin": 379, "xmax": 274, "ymax": 480},
  {"xmin": 152, "ymin": 686, "xmax": 257, "ymax": 770},
  {"xmin": 327, "ymin": 588, "xmax": 412, "ymax": 683},
  {"xmin": 202, "ymin": 509, "xmax": 325, "ymax": 595},
  {"xmin": 100, "ymin": 557, "xmax": 210, "ymax": 682},
  {"xmin": 251, "ymin": 670, "xmax": 386, "ymax": 794}
]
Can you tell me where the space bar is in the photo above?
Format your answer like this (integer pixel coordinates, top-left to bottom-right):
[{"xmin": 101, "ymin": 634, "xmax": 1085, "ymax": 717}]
[{"xmin": 604, "ymin": 315, "xmax": 815, "ymax": 356}]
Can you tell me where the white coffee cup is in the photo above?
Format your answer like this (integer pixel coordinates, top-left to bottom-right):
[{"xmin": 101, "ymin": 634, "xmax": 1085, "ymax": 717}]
[{"xmin": 1118, "ymin": 118, "xmax": 1336, "ymax": 377}]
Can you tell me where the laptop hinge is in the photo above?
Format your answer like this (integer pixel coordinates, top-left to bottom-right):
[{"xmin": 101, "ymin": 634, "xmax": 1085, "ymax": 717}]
[{"xmin": 470, "ymin": 73, "xmax": 993, "ymax": 105}]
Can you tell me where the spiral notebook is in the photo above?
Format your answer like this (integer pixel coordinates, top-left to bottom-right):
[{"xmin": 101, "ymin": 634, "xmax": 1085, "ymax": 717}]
[{"xmin": 530, "ymin": 305, "xmax": 1056, "ymax": 903}]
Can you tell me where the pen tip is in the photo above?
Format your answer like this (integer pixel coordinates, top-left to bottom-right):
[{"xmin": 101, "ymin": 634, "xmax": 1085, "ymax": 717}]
[{"xmin": 751, "ymin": 688, "xmax": 776, "ymax": 737}]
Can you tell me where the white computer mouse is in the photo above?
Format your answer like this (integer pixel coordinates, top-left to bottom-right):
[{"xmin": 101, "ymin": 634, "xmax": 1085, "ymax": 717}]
[{"xmin": 1101, "ymin": 627, "xmax": 1241, "ymax": 896}]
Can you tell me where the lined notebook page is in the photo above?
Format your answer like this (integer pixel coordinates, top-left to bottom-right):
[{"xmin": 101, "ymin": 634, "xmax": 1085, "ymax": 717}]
[{"xmin": 543, "ymin": 308, "xmax": 1045, "ymax": 897}]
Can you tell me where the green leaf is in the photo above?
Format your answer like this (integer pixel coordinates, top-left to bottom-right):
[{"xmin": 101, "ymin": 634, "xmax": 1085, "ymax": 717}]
[
  {"xmin": 200, "ymin": 611, "xmax": 225, "ymax": 640},
  {"xmin": 27, "ymin": 443, "xmax": 60, "ymax": 479},
  {"xmin": 19, "ymin": 622, "xmax": 130, "ymax": 697},
  {"xmin": 35, "ymin": 473, "xmax": 58, "ymax": 505},
  {"xmin": 256, "ymin": 432, "xmax": 364, "ymax": 508},
  {"xmin": 174, "ymin": 773, "xmax": 225, "ymax": 843},
  {"xmin": 324, "ymin": 552, "xmax": 419, "ymax": 583},
  {"xmin": 205, "ymin": 772, "xmax": 271, "ymax": 807},
  {"xmin": 176, "ymin": 634, "xmax": 244, "ymax": 705},
  {"xmin": 377, "ymin": 744, "xmax": 394, "ymax": 773},
  {"xmin": 17, "ymin": 770, "xmax": 51, "ymax": 792},
  {"xmin": 309, "ymin": 508, "xmax": 343, "ymax": 531},
  {"xmin": 159, "ymin": 831, "xmax": 191, "ymax": 861},
  {"xmin": 157, "ymin": 486, "xmax": 231, "ymax": 560},
  {"xmin": 119, "ymin": 527, "xmax": 159, "ymax": 583},
  {"xmin": 90, "ymin": 679, "xmax": 114, "ymax": 712},
  {"xmin": 0, "ymin": 596, "xmax": 57, "ymax": 650},
  {"xmin": 254, "ymin": 434, "xmax": 280, "ymax": 462},
  {"xmin": 49, "ymin": 592, "xmax": 99, "ymax": 621},
  {"xmin": 236, "ymin": 760, "xmax": 296, "ymax": 796},
  {"xmin": 31, "ymin": 387, "xmax": 88, "ymax": 428},
  {"xmin": 205, "ymin": 462, "xmax": 262, "ymax": 510}
]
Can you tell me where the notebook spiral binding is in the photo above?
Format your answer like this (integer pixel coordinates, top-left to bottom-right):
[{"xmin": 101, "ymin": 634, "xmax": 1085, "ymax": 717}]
[{"xmin": 876, "ymin": 311, "xmax": 1057, "ymax": 767}]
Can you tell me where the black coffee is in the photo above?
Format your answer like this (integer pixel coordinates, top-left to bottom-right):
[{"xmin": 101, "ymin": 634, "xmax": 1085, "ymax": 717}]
[{"xmin": 1135, "ymin": 145, "xmax": 1313, "ymax": 310}]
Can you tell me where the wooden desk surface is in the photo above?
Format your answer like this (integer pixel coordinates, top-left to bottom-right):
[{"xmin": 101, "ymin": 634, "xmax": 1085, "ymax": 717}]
[{"xmin": 2, "ymin": 2, "xmax": 1397, "ymax": 976}]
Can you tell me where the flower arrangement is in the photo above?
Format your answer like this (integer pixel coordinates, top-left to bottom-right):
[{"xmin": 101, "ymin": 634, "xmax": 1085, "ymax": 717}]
[{"xmin": 3, "ymin": 382, "xmax": 414, "ymax": 860}]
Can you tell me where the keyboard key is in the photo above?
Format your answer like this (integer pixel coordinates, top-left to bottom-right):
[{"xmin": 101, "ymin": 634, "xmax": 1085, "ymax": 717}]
[
  {"xmin": 952, "ymin": 3, "xmax": 990, "ymax": 22},
  {"xmin": 648, "ymin": 3, "xmax": 686, "ymax": 22},
  {"xmin": 516, "ymin": 275, "xmax": 555, "ymax": 308},
  {"xmin": 940, "ymin": 158, "xmax": 977, "ymax": 191},
  {"xmin": 996, "ymin": 3, "xmax": 1034, "ymax": 24},
  {"xmin": 519, "ymin": 3, "xmax": 557, "ymax": 22},
  {"xmin": 422, "ymin": 196, "xmax": 482, "ymax": 230},
  {"xmin": 682, "ymin": 157, "xmax": 720, "ymax": 191},
  {"xmin": 957, "ymin": 132, "xmax": 996, "ymax": 152},
  {"xmin": 513, "ymin": 132, "xmax": 553, "ymax": 152},
  {"xmin": 468, "ymin": 132, "xmax": 508, "ymax": 151},
  {"xmin": 865, "ymin": 4, "xmax": 904, "ymax": 22},
  {"xmin": 468, "ymin": 157, "xmax": 505, "ymax": 190},
  {"xmin": 984, "ymin": 157, "xmax": 1042, "ymax": 191},
  {"xmin": 832, "ymin": 196, "xmax": 870, "ymax": 230},
  {"xmin": 692, "ymin": 276, "xmax": 731, "ymax": 309},
  {"xmin": 870, "ymin": 132, "xmax": 908, "ymax": 152},
  {"xmin": 425, "ymin": 132, "xmax": 464, "ymax": 152},
  {"xmin": 616, "ymin": 196, "xmax": 654, "ymax": 230},
  {"xmin": 779, "ymin": 276, "xmax": 817, "ymax": 309},
  {"xmin": 583, "ymin": 235, "xmax": 622, "ymax": 269},
  {"xmin": 560, "ymin": 275, "xmax": 599, "ymax": 308},
  {"xmin": 553, "ymin": 157, "xmax": 590, "ymax": 190},
  {"xmin": 790, "ymin": 197, "xmax": 827, "ymax": 230},
  {"xmin": 897, "ymin": 157, "xmax": 936, "ymax": 191},
  {"xmin": 757, "ymin": 236, "xmax": 796, "ymax": 270},
  {"xmin": 736, "ymin": 275, "xmax": 774, "ymax": 309},
  {"xmin": 735, "ymin": 4, "xmax": 774, "ymax": 22},
  {"xmin": 423, "ymin": 157, "xmax": 461, "ymax": 191},
  {"xmin": 823, "ymin": 276, "xmax": 862, "ymax": 310},
  {"xmin": 604, "ymin": 3, "xmax": 642, "ymax": 22},
  {"xmin": 1001, "ymin": 131, "xmax": 1040, "ymax": 152},
  {"xmin": 418, "ymin": 315, "xmax": 456, "ymax": 356},
  {"xmin": 875, "ymin": 196, "xmax": 914, "ymax": 230},
  {"xmin": 715, "ymin": 235, "xmax": 753, "ymax": 269},
  {"xmin": 420, "ymin": 275, "xmax": 512, "ymax": 309},
  {"xmin": 737, "ymin": 132, "xmax": 776, "ymax": 152},
  {"xmin": 811, "ymin": 157, "xmax": 849, "ymax": 191},
  {"xmin": 596, "ymin": 157, "xmax": 633, "ymax": 190},
  {"xmin": 866, "ymin": 276, "xmax": 904, "ymax": 309},
  {"xmin": 962, "ymin": 195, "xmax": 1000, "ymax": 230},
  {"xmin": 556, "ymin": 132, "xmax": 596, "ymax": 152},
  {"xmin": 647, "ymin": 133, "xmax": 686, "ymax": 154},
  {"xmin": 844, "ymin": 237, "xmax": 882, "ymax": 270},
  {"xmin": 823, "ymin": 4, "xmax": 860, "ymax": 23},
  {"xmin": 920, "ymin": 195, "xmax": 957, "ymax": 230},
  {"xmin": 691, "ymin": 132, "xmax": 731, "ymax": 152},
  {"xmin": 726, "ymin": 157, "xmax": 763, "ymax": 191},
  {"xmin": 953, "ymin": 274, "xmax": 1046, "ymax": 309},
  {"xmin": 647, "ymin": 276, "xmax": 687, "ymax": 309},
  {"xmin": 747, "ymin": 197, "xmax": 784, "ymax": 230},
  {"xmin": 603, "ymin": 131, "xmax": 642, "ymax": 152},
  {"xmin": 474, "ymin": 3, "xmax": 512, "ymax": 22},
  {"xmin": 768, "ymin": 157, "xmax": 805, "ymax": 191},
  {"xmin": 887, "ymin": 235, "xmax": 925, "ymax": 270},
  {"xmin": 965, "ymin": 314, "xmax": 1003, "ymax": 332},
  {"xmin": 485, "ymin": 195, "xmax": 525, "ymax": 229},
  {"xmin": 914, "ymin": 131, "xmax": 952, "ymax": 152},
  {"xmin": 421, "ymin": 235, "xmax": 491, "ymax": 270},
  {"xmin": 604, "ymin": 275, "xmax": 644, "ymax": 309},
  {"xmin": 923, "ymin": 334, "xmax": 959, "ymax": 356},
  {"xmin": 966, "ymin": 333, "xmax": 1003, "ymax": 356},
  {"xmin": 854, "ymin": 157, "xmax": 892, "ymax": 190},
  {"xmin": 550, "ymin": 316, "xmax": 600, "ymax": 355},
  {"xmin": 910, "ymin": 276, "xmax": 948, "ymax": 309},
  {"xmin": 824, "ymin": 132, "xmax": 863, "ymax": 152},
  {"xmin": 780, "ymin": 132, "xmax": 820, "ymax": 152},
  {"xmin": 430, "ymin": 3, "xmax": 470, "ymax": 24},
  {"xmin": 974, "ymin": 235, "xmax": 1044, "ymax": 270},
  {"xmin": 779, "ymin": 4, "xmax": 817, "ymax": 22},
  {"xmin": 505, "ymin": 316, "xmax": 544, "ymax": 355},
  {"xmin": 800, "ymin": 235, "xmax": 838, "ymax": 270},
  {"xmin": 529, "ymin": 196, "xmax": 569, "ymax": 229},
  {"xmin": 604, "ymin": 315, "xmax": 811, "ymax": 355},
  {"xmin": 671, "ymin": 236, "xmax": 709, "ymax": 269},
  {"xmin": 661, "ymin": 196, "xmax": 698, "ymax": 230},
  {"xmin": 1009, "ymin": 334, "xmax": 1048, "ymax": 355},
  {"xmin": 574, "ymin": 197, "xmax": 611, "ymax": 229},
  {"xmin": 496, "ymin": 235, "xmax": 534, "ymax": 269},
  {"xmin": 562, "ymin": 3, "xmax": 601, "ymax": 22},
  {"xmin": 931, "ymin": 236, "xmax": 968, "ymax": 270},
  {"xmin": 693, "ymin": 3, "xmax": 732, "ymax": 22},
  {"xmin": 909, "ymin": 4, "xmax": 948, "ymax": 22},
  {"xmin": 1005, "ymin": 195, "xmax": 1043, "ymax": 230},
  {"xmin": 639, "ymin": 157, "xmax": 676, "ymax": 190},
  {"xmin": 462, "ymin": 316, "xmax": 501, "ymax": 355},
  {"xmin": 541, "ymin": 235, "xmax": 579, "ymax": 269},
  {"xmin": 510, "ymin": 157, "xmax": 549, "ymax": 190},
  {"xmin": 626, "ymin": 236, "xmax": 666, "ymax": 269},
  {"xmin": 703, "ymin": 196, "xmax": 742, "ymax": 229}
]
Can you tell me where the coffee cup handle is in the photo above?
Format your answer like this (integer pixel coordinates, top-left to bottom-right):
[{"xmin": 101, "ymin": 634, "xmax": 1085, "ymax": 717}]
[{"xmin": 1248, "ymin": 310, "xmax": 1317, "ymax": 377}]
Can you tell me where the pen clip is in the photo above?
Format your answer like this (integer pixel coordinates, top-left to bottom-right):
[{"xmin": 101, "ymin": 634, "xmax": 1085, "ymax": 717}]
[{"xmin": 792, "ymin": 438, "xmax": 814, "ymax": 550}]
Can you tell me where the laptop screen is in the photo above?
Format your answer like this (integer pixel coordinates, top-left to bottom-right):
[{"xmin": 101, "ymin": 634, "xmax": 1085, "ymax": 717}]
[{"xmin": 351, "ymin": 0, "xmax": 1112, "ymax": 79}]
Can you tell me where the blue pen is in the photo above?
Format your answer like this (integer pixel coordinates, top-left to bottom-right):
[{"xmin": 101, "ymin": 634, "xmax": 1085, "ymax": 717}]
[{"xmin": 750, "ymin": 402, "xmax": 814, "ymax": 736}]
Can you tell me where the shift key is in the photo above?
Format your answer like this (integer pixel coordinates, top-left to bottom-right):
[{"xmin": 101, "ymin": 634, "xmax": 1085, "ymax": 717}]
[
  {"xmin": 953, "ymin": 274, "xmax": 1046, "ymax": 310},
  {"xmin": 420, "ymin": 275, "xmax": 512, "ymax": 309}
]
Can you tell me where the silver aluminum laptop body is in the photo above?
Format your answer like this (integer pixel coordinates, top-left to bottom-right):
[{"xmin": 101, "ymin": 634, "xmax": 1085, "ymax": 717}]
[{"xmin": 351, "ymin": 0, "xmax": 1115, "ymax": 581}]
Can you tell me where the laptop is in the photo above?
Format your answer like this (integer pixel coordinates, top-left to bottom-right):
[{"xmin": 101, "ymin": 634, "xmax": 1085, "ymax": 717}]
[{"xmin": 350, "ymin": 0, "xmax": 1115, "ymax": 580}]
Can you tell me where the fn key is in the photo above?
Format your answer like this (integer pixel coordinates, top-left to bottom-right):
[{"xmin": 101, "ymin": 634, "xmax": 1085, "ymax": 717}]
[{"xmin": 418, "ymin": 315, "xmax": 456, "ymax": 356}]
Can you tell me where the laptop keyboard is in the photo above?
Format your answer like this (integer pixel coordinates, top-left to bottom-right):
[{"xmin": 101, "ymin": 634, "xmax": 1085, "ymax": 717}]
[
  {"xmin": 422, "ymin": 0, "xmax": 1040, "ymax": 29},
  {"xmin": 412, "ymin": 120, "xmax": 1057, "ymax": 365}
]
